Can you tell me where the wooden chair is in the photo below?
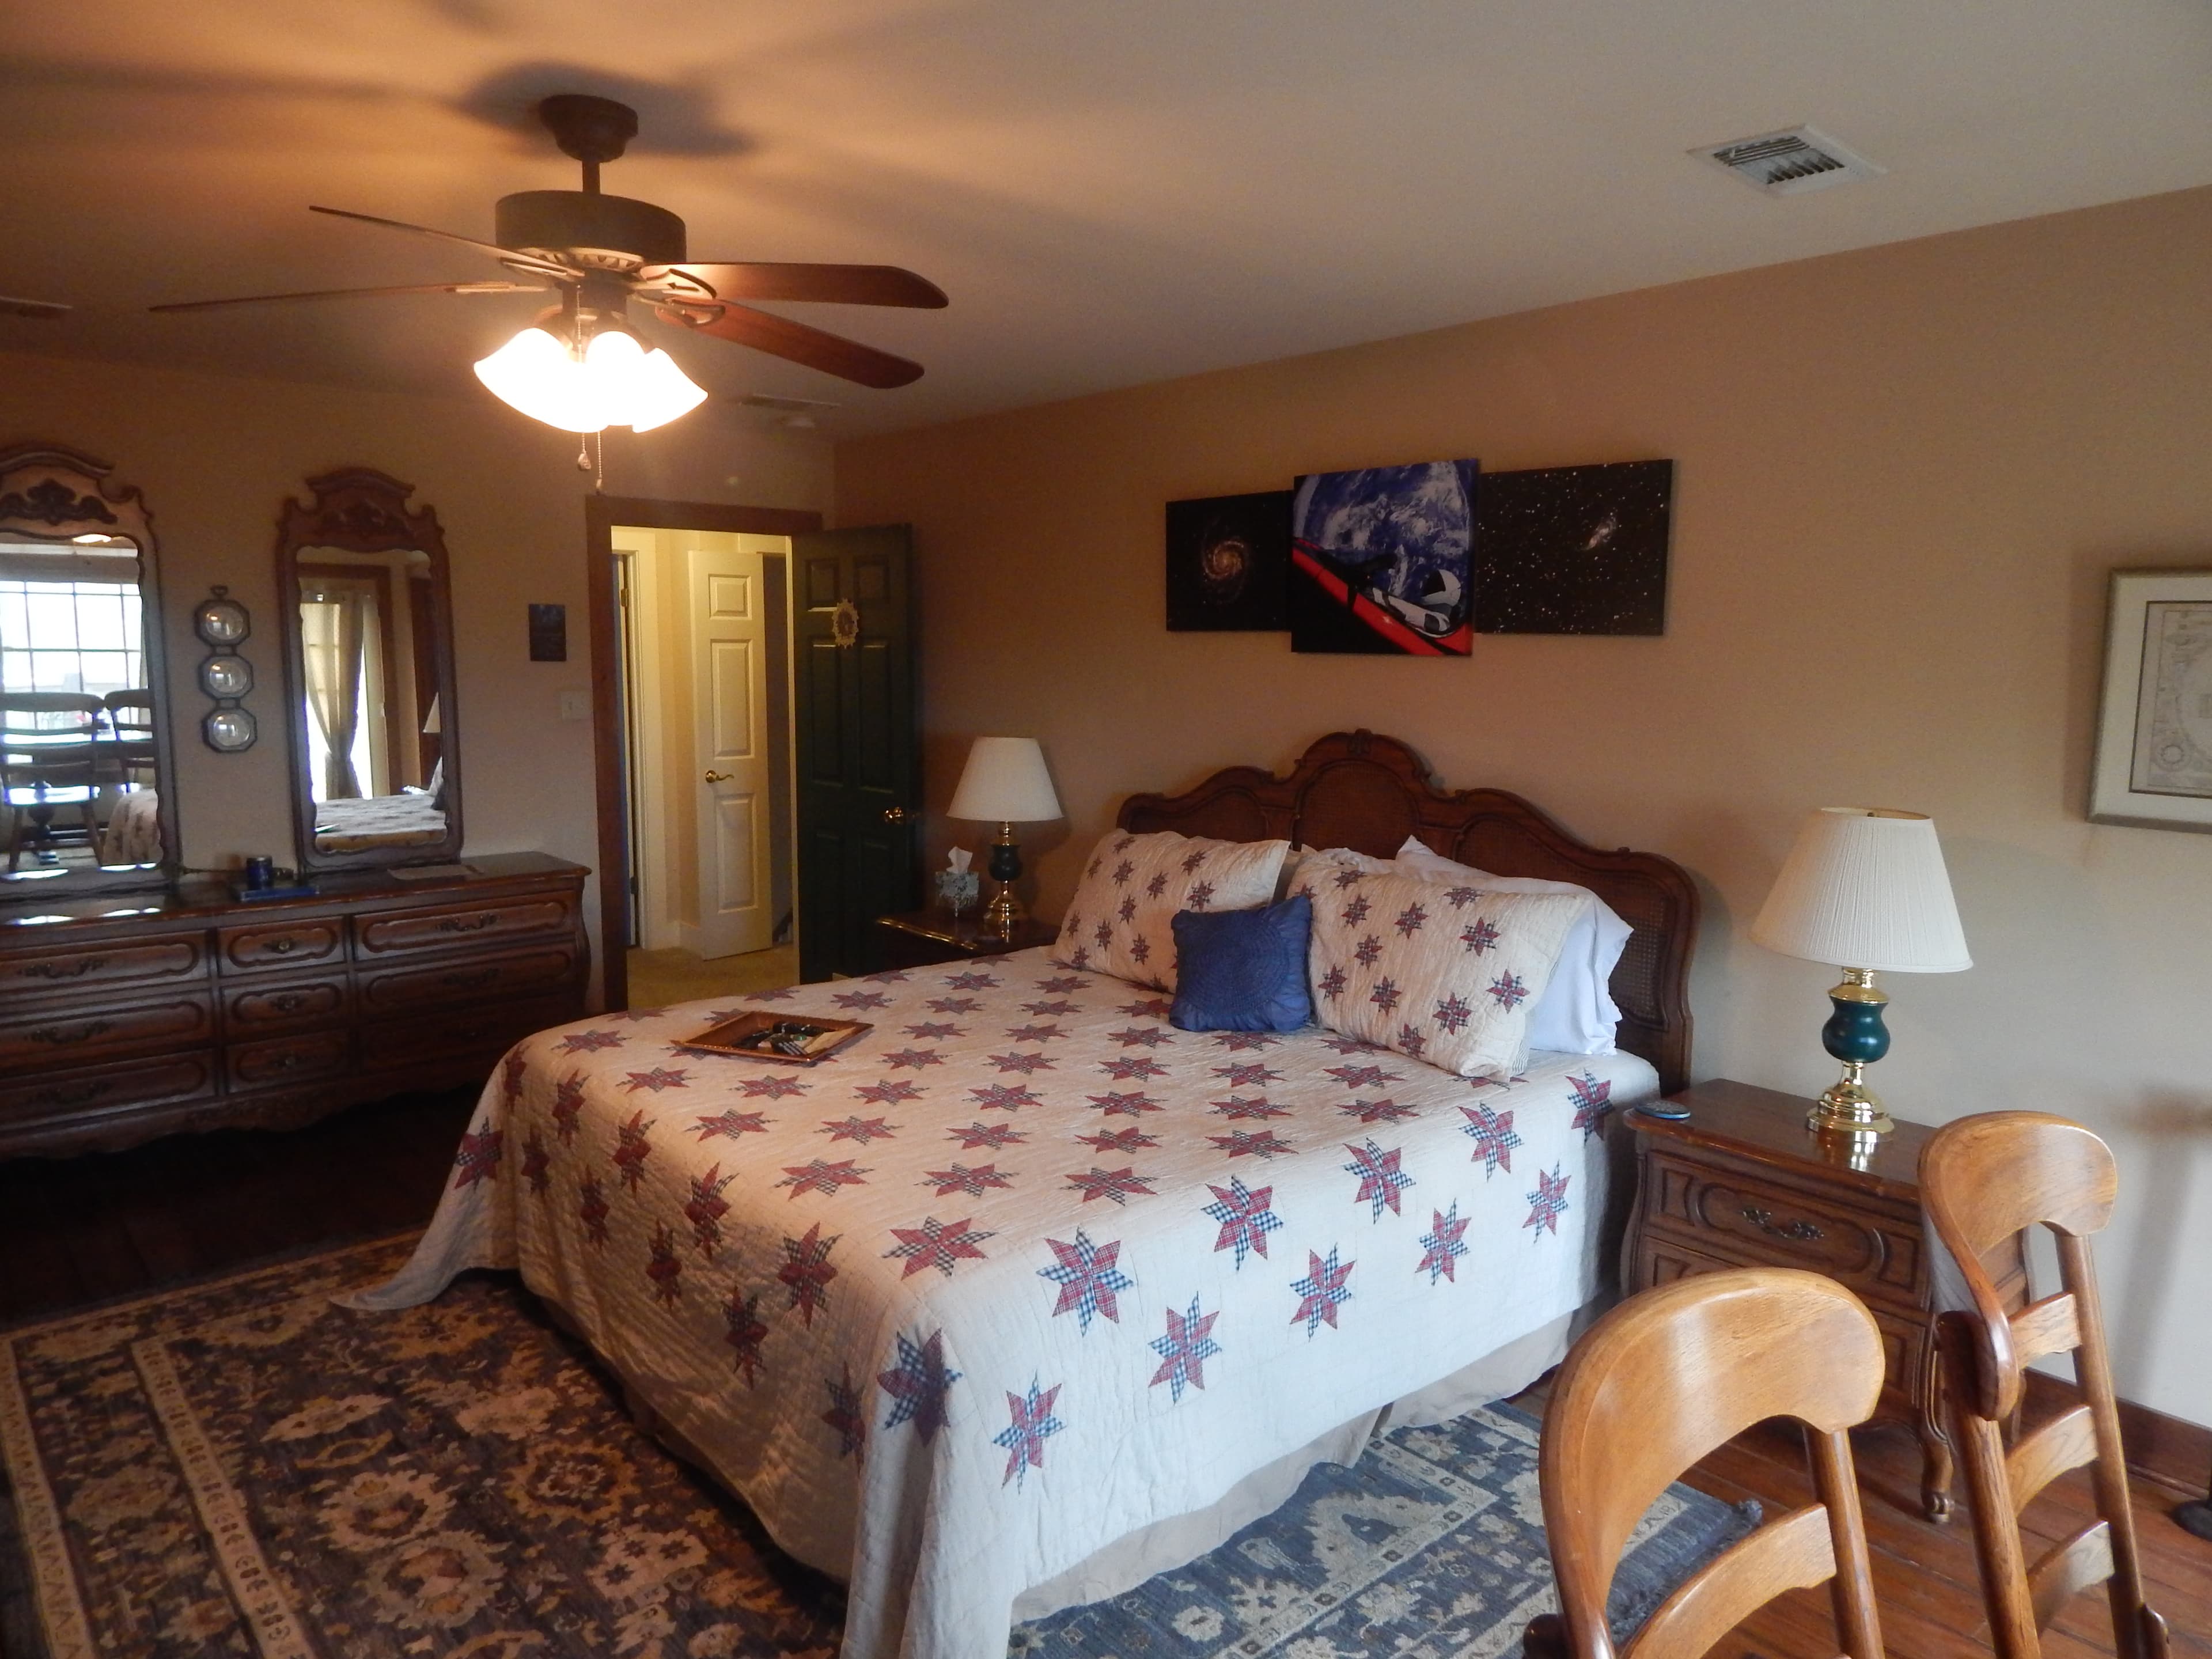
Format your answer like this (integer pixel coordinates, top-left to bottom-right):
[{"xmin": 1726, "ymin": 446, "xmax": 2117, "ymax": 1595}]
[
  {"xmin": 1526, "ymin": 1267, "xmax": 1887, "ymax": 1659},
  {"xmin": 1920, "ymin": 1112, "xmax": 2171, "ymax": 1659},
  {"xmin": 1, "ymin": 693, "xmax": 103, "ymax": 871}
]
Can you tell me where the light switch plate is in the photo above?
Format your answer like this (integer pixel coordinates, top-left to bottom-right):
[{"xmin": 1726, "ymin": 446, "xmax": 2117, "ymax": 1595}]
[{"xmin": 558, "ymin": 688, "xmax": 591, "ymax": 722}]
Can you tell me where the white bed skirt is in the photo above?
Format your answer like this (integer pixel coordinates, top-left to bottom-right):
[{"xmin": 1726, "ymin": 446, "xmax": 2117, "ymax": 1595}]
[{"xmin": 1012, "ymin": 1298, "xmax": 1596, "ymax": 1620}]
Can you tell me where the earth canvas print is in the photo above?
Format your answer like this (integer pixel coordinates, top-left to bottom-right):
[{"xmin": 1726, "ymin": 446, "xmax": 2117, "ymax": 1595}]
[
  {"xmin": 1165, "ymin": 490, "xmax": 1291, "ymax": 630},
  {"xmin": 1289, "ymin": 461, "xmax": 1478, "ymax": 654},
  {"xmin": 1475, "ymin": 460, "xmax": 1673, "ymax": 635}
]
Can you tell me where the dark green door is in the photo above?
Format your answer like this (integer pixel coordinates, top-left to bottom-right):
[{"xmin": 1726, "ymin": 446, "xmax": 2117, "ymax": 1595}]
[{"xmin": 793, "ymin": 525, "xmax": 920, "ymax": 981}]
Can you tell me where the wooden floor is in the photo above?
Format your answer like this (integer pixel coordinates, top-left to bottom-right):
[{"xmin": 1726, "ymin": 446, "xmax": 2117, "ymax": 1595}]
[{"xmin": 1, "ymin": 1089, "xmax": 2206, "ymax": 1657}]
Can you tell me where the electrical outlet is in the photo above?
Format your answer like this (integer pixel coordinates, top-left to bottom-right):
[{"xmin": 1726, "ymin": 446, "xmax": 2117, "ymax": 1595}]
[{"xmin": 558, "ymin": 688, "xmax": 591, "ymax": 722}]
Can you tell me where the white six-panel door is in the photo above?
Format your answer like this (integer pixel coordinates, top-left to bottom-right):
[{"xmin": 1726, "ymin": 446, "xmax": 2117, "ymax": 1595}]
[{"xmin": 689, "ymin": 540, "xmax": 775, "ymax": 959}]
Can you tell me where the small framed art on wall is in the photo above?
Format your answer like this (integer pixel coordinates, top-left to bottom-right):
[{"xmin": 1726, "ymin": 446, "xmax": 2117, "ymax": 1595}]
[{"xmin": 2089, "ymin": 569, "xmax": 2212, "ymax": 832}]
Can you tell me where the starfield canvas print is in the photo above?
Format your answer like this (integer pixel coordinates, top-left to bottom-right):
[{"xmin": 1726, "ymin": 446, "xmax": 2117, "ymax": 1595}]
[
  {"xmin": 1165, "ymin": 490, "xmax": 1291, "ymax": 630},
  {"xmin": 1289, "ymin": 461, "xmax": 1476, "ymax": 654},
  {"xmin": 1475, "ymin": 460, "xmax": 1673, "ymax": 635}
]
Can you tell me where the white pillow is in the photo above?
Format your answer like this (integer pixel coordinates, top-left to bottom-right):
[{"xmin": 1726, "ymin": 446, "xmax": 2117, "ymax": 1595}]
[
  {"xmin": 1291, "ymin": 857, "xmax": 1589, "ymax": 1080},
  {"xmin": 1054, "ymin": 830, "xmax": 1289, "ymax": 991},
  {"xmin": 1394, "ymin": 836, "xmax": 1631, "ymax": 1055}
]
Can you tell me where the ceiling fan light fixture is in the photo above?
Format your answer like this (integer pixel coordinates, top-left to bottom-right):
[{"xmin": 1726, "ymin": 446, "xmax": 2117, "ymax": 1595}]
[{"xmin": 474, "ymin": 319, "xmax": 707, "ymax": 435}]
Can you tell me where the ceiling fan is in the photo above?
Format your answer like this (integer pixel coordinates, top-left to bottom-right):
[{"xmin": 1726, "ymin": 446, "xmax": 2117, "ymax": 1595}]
[{"xmin": 151, "ymin": 93, "xmax": 947, "ymax": 434}]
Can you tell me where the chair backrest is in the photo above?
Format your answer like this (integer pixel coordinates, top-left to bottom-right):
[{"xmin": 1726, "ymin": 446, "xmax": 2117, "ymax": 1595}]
[
  {"xmin": 101, "ymin": 689, "xmax": 154, "ymax": 734},
  {"xmin": 2, "ymin": 692, "xmax": 104, "ymax": 736},
  {"xmin": 1533, "ymin": 1268, "xmax": 1887, "ymax": 1659},
  {"xmin": 1921, "ymin": 1112, "xmax": 2169, "ymax": 1659}
]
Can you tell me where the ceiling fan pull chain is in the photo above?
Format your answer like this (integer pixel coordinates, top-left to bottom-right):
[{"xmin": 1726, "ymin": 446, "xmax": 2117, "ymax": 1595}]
[{"xmin": 576, "ymin": 435, "xmax": 590, "ymax": 473}]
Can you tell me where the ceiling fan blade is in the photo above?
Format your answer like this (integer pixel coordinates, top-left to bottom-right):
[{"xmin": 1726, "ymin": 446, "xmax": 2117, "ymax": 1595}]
[
  {"xmin": 0, "ymin": 296, "xmax": 70, "ymax": 319},
  {"xmin": 308, "ymin": 206, "xmax": 574, "ymax": 281},
  {"xmin": 659, "ymin": 300, "xmax": 923, "ymax": 389},
  {"xmin": 151, "ymin": 281, "xmax": 548, "ymax": 315},
  {"xmin": 641, "ymin": 263, "xmax": 947, "ymax": 309}
]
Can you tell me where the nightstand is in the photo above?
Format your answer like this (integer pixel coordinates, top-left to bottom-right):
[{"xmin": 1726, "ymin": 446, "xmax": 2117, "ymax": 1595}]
[
  {"xmin": 1622, "ymin": 1078, "xmax": 2030, "ymax": 1522},
  {"xmin": 873, "ymin": 909, "xmax": 1060, "ymax": 972}
]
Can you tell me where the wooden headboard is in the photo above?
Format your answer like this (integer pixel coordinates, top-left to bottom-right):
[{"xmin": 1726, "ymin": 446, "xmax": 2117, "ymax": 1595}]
[{"xmin": 1118, "ymin": 730, "xmax": 1699, "ymax": 1094}]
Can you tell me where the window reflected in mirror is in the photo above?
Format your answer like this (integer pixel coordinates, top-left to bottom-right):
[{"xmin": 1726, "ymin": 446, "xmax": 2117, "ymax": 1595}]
[
  {"xmin": 1, "ymin": 533, "xmax": 164, "ymax": 878},
  {"xmin": 295, "ymin": 547, "xmax": 447, "ymax": 855}
]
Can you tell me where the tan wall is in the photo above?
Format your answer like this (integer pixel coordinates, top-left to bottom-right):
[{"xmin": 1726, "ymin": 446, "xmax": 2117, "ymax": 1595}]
[
  {"xmin": 837, "ymin": 185, "xmax": 2212, "ymax": 1425},
  {"xmin": 0, "ymin": 349, "xmax": 832, "ymax": 991}
]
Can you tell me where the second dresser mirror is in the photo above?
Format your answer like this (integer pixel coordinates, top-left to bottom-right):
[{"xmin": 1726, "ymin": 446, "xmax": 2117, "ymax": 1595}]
[{"xmin": 275, "ymin": 469, "xmax": 463, "ymax": 870}]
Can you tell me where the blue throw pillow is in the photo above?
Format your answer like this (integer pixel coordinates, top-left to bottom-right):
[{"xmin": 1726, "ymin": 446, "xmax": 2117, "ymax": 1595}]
[{"xmin": 1170, "ymin": 894, "xmax": 1314, "ymax": 1033}]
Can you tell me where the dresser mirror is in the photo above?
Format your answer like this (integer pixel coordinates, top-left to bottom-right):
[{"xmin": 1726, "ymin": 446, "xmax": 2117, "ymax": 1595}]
[
  {"xmin": 275, "ymin": 469, "xmax": 463, "ymax": 870},
  {"xmin": 0, "ymin": 444, "xmax": 178, "ymax": 892}
]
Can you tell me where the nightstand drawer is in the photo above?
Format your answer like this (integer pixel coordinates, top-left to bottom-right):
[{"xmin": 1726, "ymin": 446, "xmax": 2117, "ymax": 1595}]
[
  {"xmin": 1645, "ymin": 1150, "xmax": 1921, "ymax": 1301},
  {"xmin": 1631, "ymin": 1229, "xmax": 1919, "ymax": 1412}
]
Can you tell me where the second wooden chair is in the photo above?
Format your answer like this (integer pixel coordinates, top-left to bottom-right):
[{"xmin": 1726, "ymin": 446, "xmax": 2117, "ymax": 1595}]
[
  {"xmin": 1527, "ymin": 1266, "xmax": 1888, "ymax": 1659},
  {"xmin": 1920, "ymin": 1111, "xmax": 2169, "ymax": 1659}
]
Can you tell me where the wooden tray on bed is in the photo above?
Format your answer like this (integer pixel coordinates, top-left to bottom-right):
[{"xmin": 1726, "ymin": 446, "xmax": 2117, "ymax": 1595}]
[{"xmin": 679, "ymin": 1012, "xmax": 872, "ymax": 1065}]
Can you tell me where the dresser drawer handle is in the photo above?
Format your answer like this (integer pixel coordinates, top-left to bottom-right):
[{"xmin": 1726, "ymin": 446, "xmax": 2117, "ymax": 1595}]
[
  {"xmin": 19, "ymin": 956, "xmax": 107, "ymax": 981},
  {"xmin": 267, "ymin": 937, "xmax": 298, "ymax": 955},
  {"xmin": 439, "ymin": 914, "xmax": 502, "ymax": 934},
  {"xmin": 270, "ymin": 992, "xmax": 308, "ymax": 1013},
  {"xmin": 1740, "ymin": 1204, "xmax": 1823, "ymax": 1243},
  {"xmin": 29, "ymin": 1018, "xmax": 116, "ymax": 1047},
  {"xmin": 442, "ymin": 966, "xmax": 502, "ymax": 989},
  {"xmin": 33, "ymin": 1080, "xmax": 112, "ymax": 1108}
]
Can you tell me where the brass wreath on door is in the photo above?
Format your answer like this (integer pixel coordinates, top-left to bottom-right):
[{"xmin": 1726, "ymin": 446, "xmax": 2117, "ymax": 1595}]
[{"xmin": 831, "ymin": 598, "xmax": 861, "ymax": 648}]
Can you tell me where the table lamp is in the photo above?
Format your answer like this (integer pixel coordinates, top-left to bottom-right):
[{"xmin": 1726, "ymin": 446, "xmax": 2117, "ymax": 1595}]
[
  {"xmin": 1749, "ymin": 806, "xmax": 1971, "ymax": 1135},
  {"xmin": 947, "ymin": 736, "xmax": 1062, "ymax": 934}
]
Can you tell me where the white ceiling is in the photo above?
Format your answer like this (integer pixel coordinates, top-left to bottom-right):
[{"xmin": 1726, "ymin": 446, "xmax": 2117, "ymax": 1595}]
[{"xmin": 8, "ymin": 1, "xmax": 2212, "ymax": 438}]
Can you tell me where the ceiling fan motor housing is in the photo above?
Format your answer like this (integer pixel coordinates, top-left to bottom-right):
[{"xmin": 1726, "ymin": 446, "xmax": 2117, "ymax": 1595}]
[{"xmin": 495, "ymin": 191, "xmax": 687, "ymax": 270}]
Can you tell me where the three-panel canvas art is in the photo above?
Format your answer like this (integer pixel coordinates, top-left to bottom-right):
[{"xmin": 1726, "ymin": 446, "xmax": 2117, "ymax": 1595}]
[{"xmin": 1167, "ymin": 457, "xmax": 1673, "ymax": 650}]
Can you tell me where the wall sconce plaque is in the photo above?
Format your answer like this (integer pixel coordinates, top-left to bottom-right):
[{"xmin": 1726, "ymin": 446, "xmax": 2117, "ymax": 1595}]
[{"xmin": 194, "ymin": 584, "xmax": 257, "ymax": 752}]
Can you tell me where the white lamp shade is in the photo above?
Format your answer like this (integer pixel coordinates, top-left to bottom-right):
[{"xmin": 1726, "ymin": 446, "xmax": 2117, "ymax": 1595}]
[
  {"xmin": 948, "ymin": 736, "xmax": 1062, "ymax": 823},
  {"xmin": 1749, "ymin": 807, "xmax": 1971, "ymax": 973}
]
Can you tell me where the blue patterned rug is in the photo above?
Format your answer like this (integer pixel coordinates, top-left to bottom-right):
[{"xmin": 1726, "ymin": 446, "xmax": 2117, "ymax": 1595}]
[
  {"xmin": 1017, "ymin": 1400, "xmax": 1757, "ymax": 1658},
  {"xmin": 0, "ymin": 1238, "xmax": 1754, "ymax": 1659}
]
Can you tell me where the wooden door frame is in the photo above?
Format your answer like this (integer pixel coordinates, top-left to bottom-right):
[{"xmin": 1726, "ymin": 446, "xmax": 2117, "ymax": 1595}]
[{"xmin": 585, "ymin": 495, "xmax": 822, "ymax": 1011}]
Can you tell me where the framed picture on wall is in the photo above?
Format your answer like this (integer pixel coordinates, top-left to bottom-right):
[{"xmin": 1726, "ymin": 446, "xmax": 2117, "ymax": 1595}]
[
  {"xmin": 1165, "ymin": 490, "xmax": 1291, "ymax": 631},
  {"xmin": 2089, "ymin": 569, "xmax": 2212, "ymax": 832}
]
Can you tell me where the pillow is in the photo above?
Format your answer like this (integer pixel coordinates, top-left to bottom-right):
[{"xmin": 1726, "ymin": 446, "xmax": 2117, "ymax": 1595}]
[
  {"xmin": 1169, "ymin": 895, "xmax": 1314, "ymax": 1033},
  {"xmin": 1291, "ymin": 857, "xmax": 1588, "ymax": 1080},
  {"xmin": 1394, "ymin": 837, "xmax": 1631, "ymax": 1055},
  {"xmin": 1054, "ymin": 830, "xmax": 1289, "ymax": 990}
]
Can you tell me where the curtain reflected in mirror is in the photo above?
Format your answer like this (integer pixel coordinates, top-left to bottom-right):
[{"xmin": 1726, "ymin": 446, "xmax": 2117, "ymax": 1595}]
[
  {"xmin": 0, "ymin": 535, "xmax": 165, "ymax": 879},
  {"xmin": 295, "ymin": 548, "xmax": 446, "ymax": 854}
]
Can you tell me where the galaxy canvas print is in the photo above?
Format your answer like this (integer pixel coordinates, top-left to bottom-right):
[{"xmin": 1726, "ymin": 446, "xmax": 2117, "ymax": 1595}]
[
  {"xmin": 1475, "ymin": 459, "xmax": 1673, "ymax": 635},
  {"xmin": 1288, "ymin": 460, "xmax": 1478, "ymax": 654},
  {"xmin": 1165, "ymin": 489, "xmax": 1291, "ymax": 630}
]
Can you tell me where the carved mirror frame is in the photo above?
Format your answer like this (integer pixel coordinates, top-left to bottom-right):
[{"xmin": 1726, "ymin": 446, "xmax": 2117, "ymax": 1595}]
[
  {"xmin": 0, "ymin": 443, "xmax": 180, "ymax": 892},
  {"xmin": 274, "ymin": 468, "xmax": 465, "ymax": 871}
]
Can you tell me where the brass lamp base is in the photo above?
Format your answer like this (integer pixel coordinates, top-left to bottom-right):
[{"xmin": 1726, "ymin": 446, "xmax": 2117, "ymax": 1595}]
[
  {"xmin": 1805, "ymin": 1060, "xmax": 1896, "ymax": 1136},
  {"xmin": 982, "ymin": 821, "xmax": 1024, "ymax": 935}
]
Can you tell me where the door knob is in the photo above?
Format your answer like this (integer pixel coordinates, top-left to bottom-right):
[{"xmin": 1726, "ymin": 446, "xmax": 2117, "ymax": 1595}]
[
  {"xmin": 703, "ymin": 769, "xmax": 731, "ymax": 783},
  {"xmin": 882, "ymin": 806, "xmax": 909, "ymax": 825}
]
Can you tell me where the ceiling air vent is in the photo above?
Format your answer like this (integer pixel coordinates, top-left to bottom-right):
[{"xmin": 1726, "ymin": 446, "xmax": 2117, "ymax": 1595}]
[{"xmin": 1694, "ymin": 126, "xmax": 1884, "ymax": 196}]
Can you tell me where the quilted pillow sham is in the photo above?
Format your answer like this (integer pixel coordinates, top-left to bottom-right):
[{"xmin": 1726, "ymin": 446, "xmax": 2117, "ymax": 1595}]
[
  {"xmin": 1291, "ymin": 854, "xmax": 1590, "ymax": 1080},
  {"xmin": 1053, "ymin": 830, "xmax": 1289, "ymax": 991}
]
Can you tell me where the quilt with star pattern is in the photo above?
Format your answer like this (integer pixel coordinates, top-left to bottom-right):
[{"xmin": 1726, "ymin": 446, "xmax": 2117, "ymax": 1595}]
[{"xmin": 350, "ymin": 948, "xmax": 1657, "ymax": 1659}]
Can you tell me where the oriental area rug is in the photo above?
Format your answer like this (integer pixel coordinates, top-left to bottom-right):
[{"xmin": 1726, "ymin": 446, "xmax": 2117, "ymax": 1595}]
[{"xmin": 0, "ymin": 1238, "xmax": 1756, "ymax": 1659}]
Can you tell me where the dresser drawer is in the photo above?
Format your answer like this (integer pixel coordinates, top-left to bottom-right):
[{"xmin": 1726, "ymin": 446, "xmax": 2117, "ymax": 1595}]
[
  {"xmin": 0, "ymin": 1051, "xmax": 218, "ymax": 1128},
  {"xmin": 357, "ymin": 946, "xmax": 581, "ymax": 1014},
  {"xmin": 354, "ymin": 895, "xmax": 578, "ymax": 957},
  {"xmin": 227, "ymin": 1029, "xmax": 352, "ymax": 1091},
  {"xmin": 1631, "ymin": 1229, "xmax": 1917, "ymax": 1414},
  {"xmin": 359, "ymin": 994, "xmax": 579, "ymax": 1073},
  {"xmin": 217, "ymin": 918, "xmax": 345, "ymax": 972},
  {"xmin": 0, "ymin": 993, "xmax": 216, "ymax": 1069},
  {"xmin": 0, "ymin": 937, "xmax": 204, "ymax": 998},
  {"xmin": 223, "ymin": 976, "xmax": 350, "ymax": 1032},
  {"xmin": 1643, "ymin": 1151, "xmax": 1922, "ymax": 1303}
]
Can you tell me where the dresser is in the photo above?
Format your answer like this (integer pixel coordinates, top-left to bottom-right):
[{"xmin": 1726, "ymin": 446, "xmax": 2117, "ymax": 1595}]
[
  {"xmin": 0, "ymin": 853, "xmax": 588, "ymax": 1158},
  {"xmin": 1623, "ymin": 1078, "xmax": 2030, "ymax": 1521}
]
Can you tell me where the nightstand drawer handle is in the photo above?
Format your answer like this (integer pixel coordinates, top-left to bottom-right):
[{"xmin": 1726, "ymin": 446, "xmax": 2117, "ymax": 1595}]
[{"xmin": 1740, "ymin": 1204, "xmax": 1823, "ymax": 1243}]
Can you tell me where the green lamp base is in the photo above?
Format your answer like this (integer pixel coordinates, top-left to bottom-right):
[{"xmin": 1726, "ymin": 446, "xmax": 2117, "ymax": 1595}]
[{"xmin": 1807, "ymin": 968, "xmax": 1897, "ymax": 1135}]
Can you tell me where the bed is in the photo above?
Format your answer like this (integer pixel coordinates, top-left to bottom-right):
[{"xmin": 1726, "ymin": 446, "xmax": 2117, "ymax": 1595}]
[
  {"xmin": 354, "ymin": 730, "xmax": 1698, "ymax": 1659},
  {"xmin": 312, "ymin": 788, "xmax": 446, "ymax": 852}
]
